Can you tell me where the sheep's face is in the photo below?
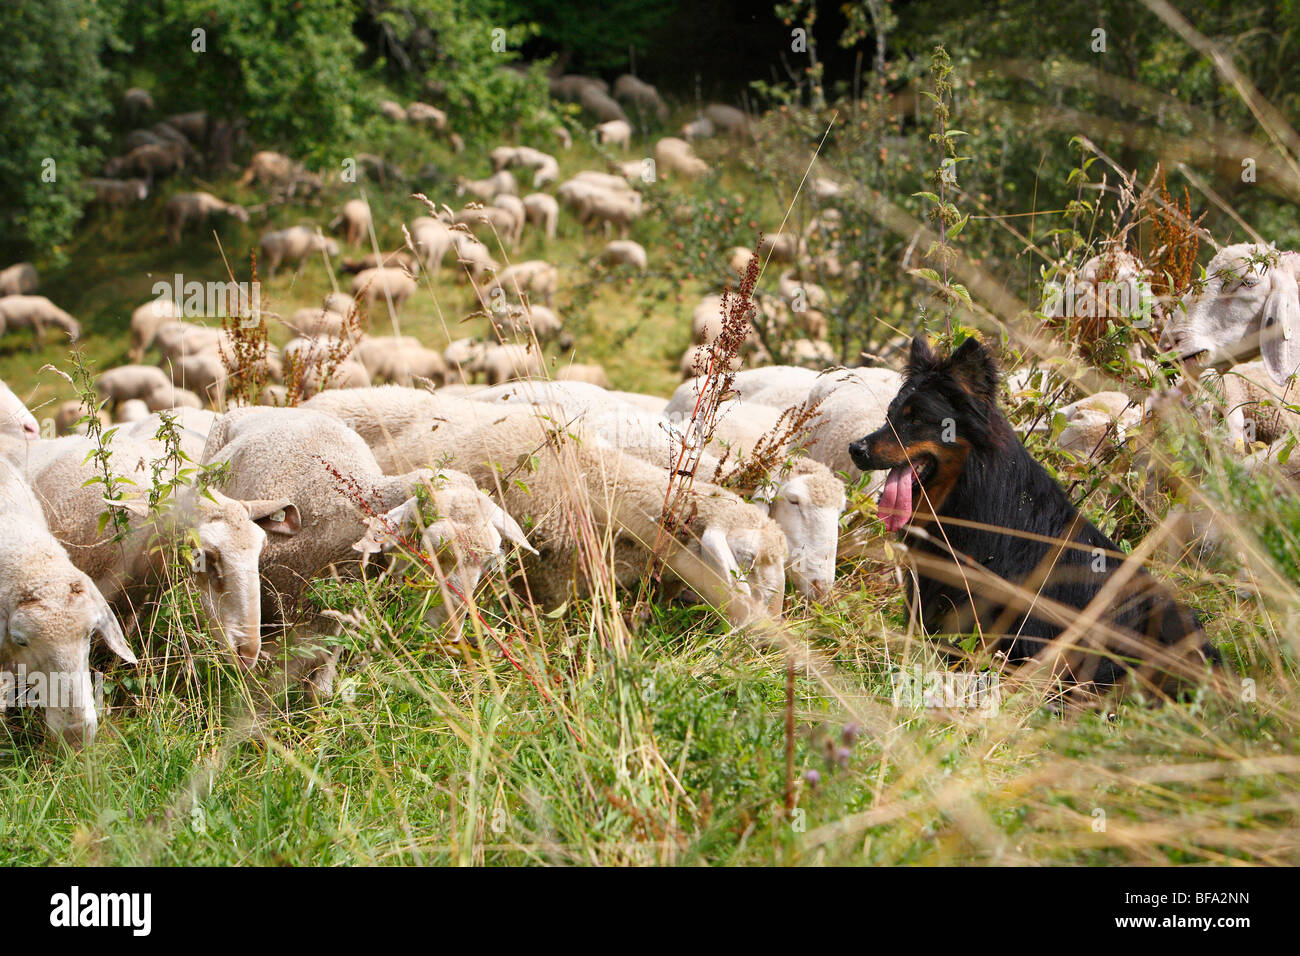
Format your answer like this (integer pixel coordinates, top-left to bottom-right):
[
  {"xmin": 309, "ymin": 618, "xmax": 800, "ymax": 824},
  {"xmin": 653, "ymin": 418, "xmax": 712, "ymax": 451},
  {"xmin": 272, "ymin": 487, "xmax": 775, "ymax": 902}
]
[
  {"xmin": 1161, "ymin": 243, "xmax": 1297, "ymax": 374},
  {"xmin": 699, "ymin": 523, "xmax": 787, "ymax": 617},
  {"xmin": 0, "ymin": 379, "xmax": 39, "ymax": 440},
  {"xmin": 191, "ymin": 494, "xmax": 298, "ymax": 669},
  {"xmin": 761, "ymin": 473, "xmax": 846, "ymax": 599},
  {"xmin": 1, "ymin": 555, "xmax": 134, "ymax": 749}
]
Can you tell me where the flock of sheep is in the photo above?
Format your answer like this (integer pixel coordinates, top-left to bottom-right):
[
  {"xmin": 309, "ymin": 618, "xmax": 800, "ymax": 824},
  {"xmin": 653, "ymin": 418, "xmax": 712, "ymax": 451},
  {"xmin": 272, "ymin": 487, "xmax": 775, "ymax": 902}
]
[{"xmin": 0, "ymin": 68, "xmax": 1294, "ymax": 751}]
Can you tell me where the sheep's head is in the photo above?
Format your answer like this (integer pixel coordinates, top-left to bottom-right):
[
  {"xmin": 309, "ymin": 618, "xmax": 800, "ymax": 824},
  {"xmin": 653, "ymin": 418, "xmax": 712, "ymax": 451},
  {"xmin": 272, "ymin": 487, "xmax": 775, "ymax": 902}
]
[
  {"xmin": 754, "ymin": 461, "xmax": 846, "ymax": 599},
  {"xmin": 1161, "ymin": 243, "xmax": 1300, "ymax": 384},
  {"xmin": 0, "ymin": 535, "xmax": 135, "ymax": 749},
  {"xmin": 0, "ymin": 378, "xmax": 40, "ymax": 440},
  {"xmin": 352, "ymin": 476, "xmax": 534, "ymax": 641},
  {"xmin": 696, "ymin": 510, "xmax": 788, "ymax": 618}
]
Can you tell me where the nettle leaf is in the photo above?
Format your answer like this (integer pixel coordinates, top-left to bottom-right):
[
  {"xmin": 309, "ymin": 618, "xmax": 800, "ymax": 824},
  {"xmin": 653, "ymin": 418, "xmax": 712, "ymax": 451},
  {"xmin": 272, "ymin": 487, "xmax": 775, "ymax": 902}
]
[
  {"xmin": 947, "ymin": 213, "xmax": 970, "ymax": 237},
  {"xmin": 909, "ymin": 267, "xmax": 942, "ymax": 283}
]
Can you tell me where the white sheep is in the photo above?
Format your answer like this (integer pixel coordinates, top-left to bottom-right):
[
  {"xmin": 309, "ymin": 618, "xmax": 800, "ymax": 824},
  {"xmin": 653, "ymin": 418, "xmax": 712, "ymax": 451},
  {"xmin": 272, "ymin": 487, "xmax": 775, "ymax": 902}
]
[
  {"xmin": 556, "ymin": 364, "xmax": 611, "ymax": 388},
  {"xmin": 493, "ymin": 194, "xmax": 527, "ymax": 245},
  {"xmin": 485, "ymin": 260, "xmax": 558, "ymax": 306},
  {"xmin": 331, "ymin": 198, "xmax": 372, "ymax": 246},
  {"xmin": 654, "ymin": 137, "xmax": 709, "ymax": 178},
  {"xmin": 457, "ymin": 170, "xmax": 518, "ymax": 200},
  {"xmin": 96, "ymin": 365, "xmax": 173, "ymax": 408},
  {"xmin": 579, "ymin": 85, "xmax": 628, "ymax": 124},
  {"xmin": 379, "ymin": 99, "xmax": 408, "ymax": 122},
  {"xmin": 1161, "ymin": 243, "xmax": 1300, "ymax": 385},
  {"xmin": 128, "ymin": 296, "xmax": 182, "ymax": 362},
  {"xmin": 406, "ymin": 101, "xmax": 447, "ymax": 129},
  {"xmin": 85, "ymin": 177, "xmax": 149, "ymax": 207},
  {"xmin": 237, "ymin": 150, "xmax": 321, "ymax": 195},
  {"xmin": 522, "ymin": 193, "xmax": 559, "ymax": 241},
  {"xmin": 580, "ymin": 190, "xmax": 642, "ymax": 238},
  {"xmin": 667, "ymin": 366, "xmax": 820, "ymax": 417},
  {"xmin": 0, "ymin": 457, "xmax": 134, "ymax": 748},
  {"xmin": 258, "ymin": 226, "xmax": 339, "ymax": 278},
  {"xmin": 612, "ymin": 75, "xmax": 668, "ymax": 120},
  {"xmin": 165, "ymin": 191, "xmax": 249, "ymax": 245},
  {"xmin": 452, "ymin": 233, "xmax": 498, "ymax": 283},
  {"xmin": 0, "ymin": 262, "xmax": 38, "ymax": 296},
  {"xmin": 350, "ymin": 266, "xmax": 418, "ymax": 316},
  {"xmin": 704, "ymin": 103, "xmax": 750, "ymax": 136},
  {"xmin": 799, "ymin": 367, "xmax": 903, "ymax": 483},
  {"xmin": 26, "ymin": 433, "xmax": 293, "ymax": 668},
  {"xmin": 0, "ymin": 295, "xmax": 80, "ymax": 347},
  {"xmin": 354, "ymin": 335, "xmax": 449, "ymax": 386},
  {"xmin": 595, "ymin": 119, "xmax": 632, "ymax": 151},
  {"xmin": 0, "ymin": 377, "xmax": 40, "ymax": 440},
  {"xmin": 601, "ymin": 240, "xmax": 648, "ymax": 272},
  {"xmin": 411, "ymin": 216, "xmax": 456, "ymax": 272},
  {"xmin": 681, "ymin": 116, "xmax": 716, "ymax": 141}
]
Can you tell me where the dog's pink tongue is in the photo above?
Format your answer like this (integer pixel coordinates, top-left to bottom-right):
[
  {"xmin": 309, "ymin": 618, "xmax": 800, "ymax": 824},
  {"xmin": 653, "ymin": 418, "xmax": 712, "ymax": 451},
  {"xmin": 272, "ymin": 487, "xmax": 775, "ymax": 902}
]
[{"xmin": 878, "ymin": 464, "xmax": 915, "ymax": 533}]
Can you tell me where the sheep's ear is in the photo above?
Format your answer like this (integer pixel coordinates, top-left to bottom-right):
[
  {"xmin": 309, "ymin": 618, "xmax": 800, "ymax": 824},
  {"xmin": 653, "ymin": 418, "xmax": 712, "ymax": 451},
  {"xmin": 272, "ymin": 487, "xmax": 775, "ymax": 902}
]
[
  {"xmin": 244, "ymin": 500, "xmax": 301, "ymax": 536},
  {"xmin": 699, "ymin": 526, "xmax": 750, "ymax": 595},
  {"xmin": 352, "ymin": 499, "xmax": 420, "ymax": 554},
  {"xmin": 89, "ymin": 586, "xmax": 136, "ymax": 665},
  {"xmin": 486, "ymin": 500, "xmax": 537, "ymax": 554},
  {"xmin": 1261, "ymin": 266, "xmax": 1300, "ymax": 385},
  {"xmin": 727, "ymin": 529, "xmax": 761, "ymax": 571}
]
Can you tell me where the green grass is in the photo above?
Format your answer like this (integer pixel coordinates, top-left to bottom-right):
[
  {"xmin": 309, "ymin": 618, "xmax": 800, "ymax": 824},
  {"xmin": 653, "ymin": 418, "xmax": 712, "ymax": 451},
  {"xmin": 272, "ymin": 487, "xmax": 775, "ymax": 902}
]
[{"xmin": 2, "ymin": 103, "xmax": 1299, "ymax": 867}]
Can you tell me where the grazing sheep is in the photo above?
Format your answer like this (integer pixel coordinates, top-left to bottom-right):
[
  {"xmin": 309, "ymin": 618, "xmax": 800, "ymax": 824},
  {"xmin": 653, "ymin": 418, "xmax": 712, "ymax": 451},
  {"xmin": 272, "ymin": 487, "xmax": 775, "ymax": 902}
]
[
  {"xmin": 600, "ymin": 240, "xmax": 648, "ymax": 272},
  {"xmin": 595, "ymin": 119, "xmax": 632, "ymax": 150},
  {"xmin": 580, "ymin": 190, "xmax": 642, "ymax": 238},
  {"xmin": 691, "ymin": 294, "xmax": 763, "ymax": 358},
  {"xmin": 411, "ymin": 216, "xmax": 456, "ymax": 272},
  {"xmin": 523, "ymin": 193, "xmax": 559, "ymax": 241},
  {"xmin": 579, "ymin": 84, "xmax": 628, "ymax": 124},
  {"xmin": 258, "ymin": 225, "xmax": 339, "ymax": 277},
  {"xmin": 612, "ymin": 75, "xmax": 668, "ymax": 120},
  {"xmin": 128, "ymin": 296, "xmax": 181, "ymax": 362},
  {"xmin": 553, "ymin": 125, "xmax": 573, "ymax": 150},
  {"xmin": 340, "ymin": 249, "xmax": 420, "ymax": 276},
  {"xmin": 681, "ymin": 116, "xmax": 716, "ymax": 141},
  {"xmin": 493, "ymin": 194, "xmax": 527, "ymax": 245},
  {"xmin": 490, "ymin": 146, "xmax": 518, "ymax": 171},
  {"xmin": 680, "ymin": 344, "xmax": 741, "ymax": 379},
  {"xmin": 532, "ymin": 157, "xmax": 560, "ymax": 189},
  {"xmin": 354, "ymin": 336, "xmax": 449, "ymax": 386},
  {"xmin": 1161, "ymin": 243, "xmax": 1300, "ymax": 385},
  {"xmin": 727, "ymin": 247, "xmax": 757, "ymax": 276},
  {"xmin": 457, "ymin": 170, "xmax": 518, "ymax": 200},
  {"xmin": 667, "ymin": 366, "xmax": 820, "ymax": 417},
  {"xmin": 1220, "ymin": 360, "xmax": 1300, "ymax": 447},
  {"xmin": 23, "ymin": 434, "xmax": 289, "ymax": 669},
  {"xmin": 0, "ymin": 458, "xmax": 134, "ymax": 748},
  {"xmin": 787, "ymin": 338, "xmax": 836, "ymax": 369},
  {"xmin": 556, "ymin": 364, "xmax": 611, "ymax": 388},
  {"xmin": 452, "ymin": 233, "xmax": 498, "ymax": 283},
  {"xmin": 406, "ymin": 101, "xmax": 448, "ymax": 129},
  {"xmin": 550, "ymin": 74, "xmax": 608, "ymax": 101},
  {"xmin": 0, "ymin": 296, "xmax": 80, "ymax": 347},
  {"xmin": 0, "ymin": 262, "xmax": 39, "ymax": 297},
  {"xmin": 331, "ymin": 199, "xmax": 372, "ymax": 246},
  {"xmin": 778, "ymin": 271, "xmax": 830, "ymax": 312},
  {"xmin": 142, "ymin": 383, "xmax": 204, "ymax": 413},
  {"xmin": 444, "ymin": 338, "xmax": 487, "ymax": 383},
  {"xmin": 350, "ymin": 266, "xmax": 418, "ymax": 316},
  {"xmin": 288, "ymin": 301, "xmax": 353, "ymax": 339},
  {"xmin": 453, "ymin": 203, "xmax": 520, "ymax": 246},
  {"xmin": 704, "ymin": 103, "xmax": 750, "ymax": 136},
  {"xmin": 237, "ymin": 150, "xmax": 321, "ymax": 195},
  {"xmin": 85, "ymin": 177, "xmax": 148, "ymax": 207},
  {"xmin": 351, "ymin": 468, "xmax": 534, "ymax": 641},
  {"xmin": 379, "ymin": 99, "xmax": 408, "ymax": 122},
  {"xmin": 123, "ymin": 87, "xmax": 155, "ymax": 117},
  {"xmin": 165, "ymin": 111, "xmax": 209, "ymax": 143},
  {"xmin": 165, "ymin": 192, "xmax": 249, "ymax": 245},
  {"xmin": 758, "ymin": 232, "xmax": 801, "ymax": 263},
  {"xmin": 654, "ymin": 137, "xmax": 709, "ymax": 178},
  {"xmin": 199, "ymin": 407, "xmax": 437, "ymax": 654},
  {"xmin": 96, "ymin": 365, "xmax": 172, "ymax": 408},
  {"xmin": 485, "ymin": 260, "xmax": 558, "ymax": 306},
  {"xmin": 490, "ymin": 302, "xmax": 565, "ymax": 344},
  {"xmin": 166, "ymin": 351, "xmax": 227, "ymax": 406},
  {"xmin": 105, "ymin": 142, "xmax": 186, "ymax": 180}
]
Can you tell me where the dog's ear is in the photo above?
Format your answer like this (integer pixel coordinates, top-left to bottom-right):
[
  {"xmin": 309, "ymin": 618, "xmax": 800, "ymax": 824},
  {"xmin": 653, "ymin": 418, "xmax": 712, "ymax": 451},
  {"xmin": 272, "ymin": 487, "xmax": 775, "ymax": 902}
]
[
  {"xmin": 906, "ymin": 336, "xmax": 938, "ymax": 377},
  {"xmin": 944, "ymin": 336, "xmax": 999, "ymax": 401}
]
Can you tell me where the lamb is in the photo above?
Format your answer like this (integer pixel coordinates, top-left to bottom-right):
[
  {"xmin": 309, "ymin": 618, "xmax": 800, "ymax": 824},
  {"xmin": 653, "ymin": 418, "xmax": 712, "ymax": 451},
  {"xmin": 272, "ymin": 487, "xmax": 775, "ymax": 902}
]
[
  {"xmin": 350, "ymin": 266, "xmax": 418, "ymax": 316},
  {"xmin": 165, "ymin": 192, "xmax": 249, "ymax": 245},
  {"xmin": 20, "ymin": 433, "xmax": 290, "ymax": 669},
  {"xmin": 601, "ymin": 240, "xmax": 648, "ymax": 272},
  {"xmin": 0, "ymin": 262, "xmax": 39, "ymax": 296},
  {"xmin": 0, "ymin": 296, "xmax": 80, "ymax": 347},
  {"xmin": 523, "ymin": 193, "xmax": 559, "ymax": 240},
  {"xmin": 96, "ymin": 365, "xmax": 173, "ymax": 408},
  {"xmin": 1160, "ymin": 243, "xmax": 1300, "ymax": 386},
  {"xmin": 612, "ymin": 75, "xmax": 668, "ymax": 120},
  {"xmin": 351, "ymin": 467, "xmax": 534, "ymax": 640},
  {"xmin": 331, "ymin": 199, "xmax": 372, "ymax": 246},
  {"xmin": 0, "ymin": 457, "xmax": 134, "ymax": 748},
  {"xmin": 654, "ymin": 137, "xmax": 709, "ymax": 178},
  {"xmin": 258, "ymin": 226, "xmax": 339, "ymax": 277},
  {"xmin": 485, "ymin": 260, "xmax": 559, "ymax": 306},
  {"xmin": 85, "ymin": 177, "xmax": 148, "ymax": 207},
  {"xmin": 595, "ymin": 119, "xmax": 632, "ymax": 151},
  {"xmin": 704, "ymin": 103, "xmax": 750, "ymax": 136},
  {"xmin": 354, "ymin": 335, "xmax": 449, "ymax": 386},
  {"xmin": 128, "ymin": 296, "xmax": 182, "ymax": 361},
  {"xmin": 571, "ymin": 170, "xmax": 635, "ymax": 193},
  {"xmin": 457, "ymin": 170, "xmax": 518, "ymax": 200}
]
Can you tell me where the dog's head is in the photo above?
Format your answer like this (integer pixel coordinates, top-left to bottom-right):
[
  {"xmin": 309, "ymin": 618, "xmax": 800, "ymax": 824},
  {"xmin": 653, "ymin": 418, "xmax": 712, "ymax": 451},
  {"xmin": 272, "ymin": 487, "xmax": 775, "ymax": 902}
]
[{"xmin": 848, "ymin": 335, "xmax": 1002, "ymax": 531}]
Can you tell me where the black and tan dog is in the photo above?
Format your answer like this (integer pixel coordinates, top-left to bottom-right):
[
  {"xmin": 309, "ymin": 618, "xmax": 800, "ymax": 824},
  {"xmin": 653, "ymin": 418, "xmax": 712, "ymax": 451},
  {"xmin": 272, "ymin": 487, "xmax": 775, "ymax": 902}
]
[{"xmin": 849, "ymin": 335, "xmax": 1216, "ymax": 695}]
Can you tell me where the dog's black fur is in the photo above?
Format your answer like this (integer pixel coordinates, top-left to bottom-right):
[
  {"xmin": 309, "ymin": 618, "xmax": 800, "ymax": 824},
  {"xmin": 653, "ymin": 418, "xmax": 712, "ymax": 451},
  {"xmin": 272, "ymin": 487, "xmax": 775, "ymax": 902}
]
[{"xmin": 849, "ymin": 336, "xmax": 1216, "ymax": 693}]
